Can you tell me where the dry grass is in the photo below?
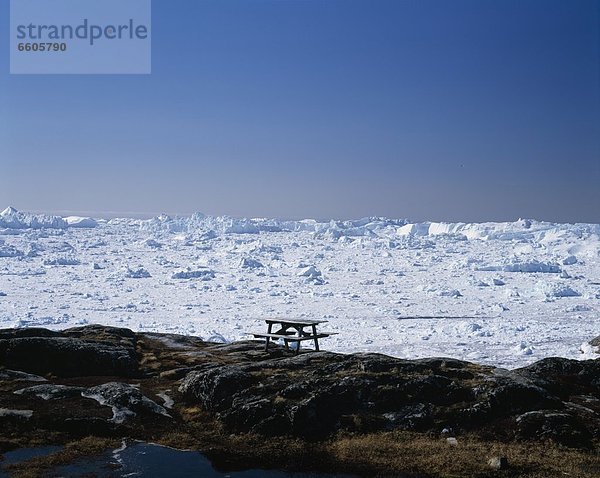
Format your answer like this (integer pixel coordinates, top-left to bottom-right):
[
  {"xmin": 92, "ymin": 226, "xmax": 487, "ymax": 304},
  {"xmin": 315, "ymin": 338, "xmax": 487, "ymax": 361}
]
[
  {"xmin": 2, "ymin": 426, "xmax": 598, "ymax": 477},
  {"xmin": 326, "ymin": 432, "xmax": 600, "ymax": 477},
  {"xmin": 153, "ymin": 417, "xmax": 600, "ymax": 477},
  {"xmin": 3, "ymin": 436, "xmax": 119, "ymax": 478}
]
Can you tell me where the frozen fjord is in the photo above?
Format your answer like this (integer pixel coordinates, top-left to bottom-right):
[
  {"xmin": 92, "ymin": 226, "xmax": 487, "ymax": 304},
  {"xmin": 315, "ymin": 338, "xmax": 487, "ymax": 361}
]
[{"xmin": 0, "ymin": 206, "xmax": 598, "ymax": 369}]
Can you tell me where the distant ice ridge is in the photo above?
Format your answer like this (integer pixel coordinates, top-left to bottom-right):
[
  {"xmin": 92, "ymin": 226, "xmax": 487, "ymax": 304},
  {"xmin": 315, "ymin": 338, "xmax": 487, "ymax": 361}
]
[
  {"xmin": 2, "ymin": 206, "xmax": 600, "ymax": 245},
  {"xmin": 0, "ymin": 207, "xmax": 96, "ymax": 229},
  {"xmin": 397, "ymin": 219, "xmax": 600, "ymax": 241},
  {"xmin": 137, "ymin": 213, "xmax": 407, "ymax": 238},
  {"xmin": 64, "ymin": 216, "xmax": 98, "ymax": 228},
  {"xmin": 133, "ymin": 213, "xmax": 600, "ymax": 243}
]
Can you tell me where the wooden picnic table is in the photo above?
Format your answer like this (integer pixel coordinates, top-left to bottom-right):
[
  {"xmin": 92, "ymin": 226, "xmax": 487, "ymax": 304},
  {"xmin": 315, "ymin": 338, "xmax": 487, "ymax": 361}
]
[{"xmin": 251, "ymin": 318, "xmax": 333, "ymax": 353}]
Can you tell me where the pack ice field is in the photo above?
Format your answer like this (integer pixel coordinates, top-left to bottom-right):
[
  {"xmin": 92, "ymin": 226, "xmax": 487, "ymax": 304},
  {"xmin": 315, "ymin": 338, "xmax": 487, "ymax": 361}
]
[{"xmin": 0, "ymin": 207, "xmax": 598, "ymax": 368}]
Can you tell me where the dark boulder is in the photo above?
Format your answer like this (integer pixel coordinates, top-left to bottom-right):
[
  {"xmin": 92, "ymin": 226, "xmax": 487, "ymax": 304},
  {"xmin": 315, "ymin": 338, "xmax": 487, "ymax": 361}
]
[
  {"xmin": 0, "ymin": 334, "xmax": 138, "ymax": 377},
  {"xmin": 63, "ymin": 324, "xmax": 137, "ymax": 348},
  {"xmin": 515, "ymin": 357, "xmax": 600, "ymax": 397},
  {"xmin": 14, "ymin": 384, "xmax": 85, "ymax": 400},
  {"xmin": 0, "ymin": 328, "xmax": 60, "ymax": 340},
  {"xmin": 462, "ymin": 370, "xmax": 563, "ymax": 425},
  {"xmin": 381, "ymin": 403, "xmax": 433, "ymax": 431},
  {"xmin": 0, "ymin": 369, "xmax": 47, "ymax": 382},
  {"xmin": 179, "ymin": 365, "xmax": 255, "ymax": 410},
  {"xmin": 515, "ymin": 410, "xmax": 593, "ymax": 448},
  {"xmin": 82, "ymin": 382, "xmax": 170, "ymax": 423}
]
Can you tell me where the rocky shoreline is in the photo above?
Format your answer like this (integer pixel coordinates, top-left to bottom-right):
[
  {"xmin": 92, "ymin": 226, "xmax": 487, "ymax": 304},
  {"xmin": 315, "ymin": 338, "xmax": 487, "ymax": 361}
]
[{"xmin": 1, "ymin": 325, "xmax": 599, "ymax": 477}]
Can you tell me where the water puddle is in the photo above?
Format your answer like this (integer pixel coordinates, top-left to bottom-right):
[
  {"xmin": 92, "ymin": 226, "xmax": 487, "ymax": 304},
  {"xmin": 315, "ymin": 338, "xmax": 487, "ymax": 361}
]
[
  {"xmin": 1, "ymin": 442, "xmax": 355, "ymax": 477},
  {"xmin": 0, "ymin": 445, "xmax": 63, "ymax": 477}
]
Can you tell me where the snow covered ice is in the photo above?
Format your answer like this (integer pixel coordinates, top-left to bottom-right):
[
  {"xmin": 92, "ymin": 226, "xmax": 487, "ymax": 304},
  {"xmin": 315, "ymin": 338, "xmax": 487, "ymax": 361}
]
[{"xmin": 0, "ymin": 206, "xmax": 598, "ymax": 368}]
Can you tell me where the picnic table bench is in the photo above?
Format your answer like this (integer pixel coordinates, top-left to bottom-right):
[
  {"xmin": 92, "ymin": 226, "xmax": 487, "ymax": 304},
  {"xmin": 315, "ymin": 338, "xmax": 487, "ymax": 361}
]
[{"xmin": 251, "ymin": 318, "xmax": 336, "ymax": 353}]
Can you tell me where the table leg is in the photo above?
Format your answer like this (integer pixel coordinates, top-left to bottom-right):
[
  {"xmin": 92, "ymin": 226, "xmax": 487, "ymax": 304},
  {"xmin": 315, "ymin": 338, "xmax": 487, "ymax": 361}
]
[
  {"xmin": 312, "ymin": 324, "xmax": 319, "ymax": 351},
  {"xmin": 277, "ymin": 325, "xmax": 291, "ymax": 351},
  {"xmin": 265, "ymin": 323, "xmax": 273, "ymax": 351},
  {"xmin": 295, "ymin": 325, "xmax": 302, "ymax": 354}
]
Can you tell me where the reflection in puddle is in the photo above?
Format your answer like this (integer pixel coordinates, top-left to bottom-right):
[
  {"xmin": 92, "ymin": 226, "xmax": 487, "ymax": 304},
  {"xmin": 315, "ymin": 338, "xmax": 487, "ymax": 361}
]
[{"xmin": 1, "ymin": 442, "xmax": 355, "ymax": 478}]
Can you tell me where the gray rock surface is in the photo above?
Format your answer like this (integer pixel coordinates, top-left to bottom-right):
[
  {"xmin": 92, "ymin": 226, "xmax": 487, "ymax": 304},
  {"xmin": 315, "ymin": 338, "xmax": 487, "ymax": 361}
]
[
  {"xmin": 0, "ymin": 326, "xmax": 138, "ymax": 377},
  {"xmin": 14, "ymin": 384, "xmax": 85, "ymax": 400},
  {"xmin": 82, "ymin": 382, "xmax": 170, "ymax": 423},
  {"xmin": 179, "ymin": 350, "xmax": 600, "ymax": 446}
]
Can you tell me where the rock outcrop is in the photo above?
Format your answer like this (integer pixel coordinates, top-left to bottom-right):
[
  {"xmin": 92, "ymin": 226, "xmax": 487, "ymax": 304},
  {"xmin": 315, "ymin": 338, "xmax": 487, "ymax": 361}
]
[
  {"xmin": 1, "ymin": 325, "xmax": 599, "ymax": 452},
  {"xmin": 178, "ymin": 350, "xmax": 600, "ymax": 447},
  {"xmin": 0, "ymin": 326, "xmax": 138, "ymax": 377}
]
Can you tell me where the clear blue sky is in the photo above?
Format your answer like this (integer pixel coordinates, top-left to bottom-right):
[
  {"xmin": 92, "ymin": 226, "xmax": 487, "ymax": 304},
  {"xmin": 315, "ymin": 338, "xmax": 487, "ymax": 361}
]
[{"xmin": 1, "ymin": 0, "xmax": 599, "ymax": 222}]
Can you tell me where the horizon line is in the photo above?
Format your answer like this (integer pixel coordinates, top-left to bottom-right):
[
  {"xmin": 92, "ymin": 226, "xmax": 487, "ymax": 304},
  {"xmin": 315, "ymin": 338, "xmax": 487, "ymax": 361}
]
[{"xmin": 3, "ymin": 206, "xmax": 599, "ymax": 226}]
